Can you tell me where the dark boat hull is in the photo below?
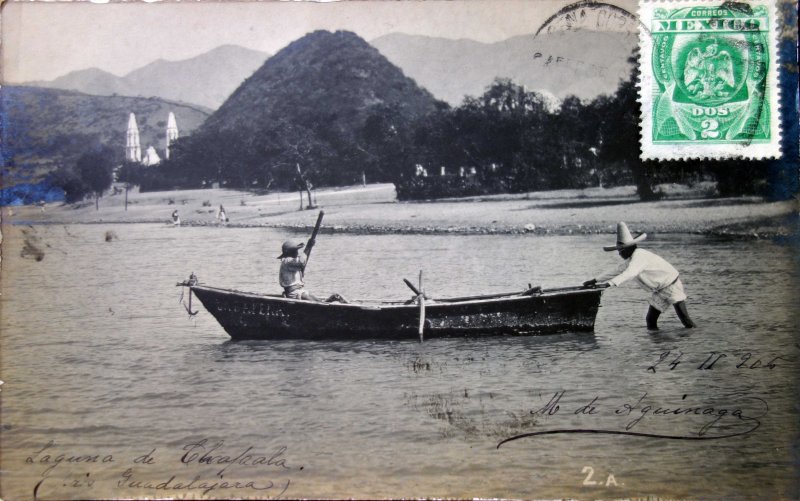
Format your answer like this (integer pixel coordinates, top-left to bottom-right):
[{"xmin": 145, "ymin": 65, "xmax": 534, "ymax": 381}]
[{"xmin": 190, "ymin": 285, "xmax": 603, "ymax": 340}]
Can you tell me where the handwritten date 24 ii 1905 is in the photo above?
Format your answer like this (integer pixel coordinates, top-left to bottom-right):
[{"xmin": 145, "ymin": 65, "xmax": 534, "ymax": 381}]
[{"xmin": 647, "ymin": 350, "xmax": 793, "ymax": 373}]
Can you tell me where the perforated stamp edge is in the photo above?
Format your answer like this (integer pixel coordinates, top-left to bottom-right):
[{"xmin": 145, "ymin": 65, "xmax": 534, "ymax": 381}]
[{"xmin": 638, "ymin": 0, "xmax": 782, "ymax": 161}]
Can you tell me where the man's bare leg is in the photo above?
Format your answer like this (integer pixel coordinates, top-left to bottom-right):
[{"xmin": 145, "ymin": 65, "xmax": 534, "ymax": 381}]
[
  {"xmin": 673, "ymin": 301, "xmax": 695, "ymax": 328},
  {"xmin": 646, "ymin": 306, "xmax": 661, "ymax": 330}
]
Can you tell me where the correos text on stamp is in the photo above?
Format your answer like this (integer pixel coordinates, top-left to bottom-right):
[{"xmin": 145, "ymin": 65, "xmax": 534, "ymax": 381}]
[{"xmin": 638, "ymin": 0, "xmax": 781, "ymax": 160}]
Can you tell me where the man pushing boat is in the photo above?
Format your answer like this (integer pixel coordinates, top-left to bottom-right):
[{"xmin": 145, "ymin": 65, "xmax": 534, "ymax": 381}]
[{"xmin": 583, "ymin": 222, "xmax": 695, "ymax": 330}]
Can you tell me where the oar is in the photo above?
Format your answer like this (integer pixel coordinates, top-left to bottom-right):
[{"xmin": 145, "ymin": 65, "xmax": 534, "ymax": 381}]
[
  {"xmin": 417, "ymin": 270, "xmax": 425, "ymax": 342},
  {"xmin": 403, "ymin": 278, "xmax": 421, "ymax": 296},
  {"xmin": 542, "ymin": 283, "xmax": 610, "ymax": 293},
  {"xmin": 304, "ymin": 210, "xmax": 325, "ymax": 264}
]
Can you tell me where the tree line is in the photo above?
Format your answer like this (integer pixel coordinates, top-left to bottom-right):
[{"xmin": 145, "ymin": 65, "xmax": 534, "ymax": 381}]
[
  {"xmin": 50, "ymin": 50, "xmax": 787, "ymax": 205},
  {"xmin": 143, "ymin": 64, "xmax": 779, "ymax": 201},
  {"xmin": 48, "ymin": 147, "xmax": 116, "ymax": 209}
]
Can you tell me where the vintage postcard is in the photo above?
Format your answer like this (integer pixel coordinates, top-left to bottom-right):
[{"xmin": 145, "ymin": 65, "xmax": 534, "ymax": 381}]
[{"xmin": 1, "ymin": 0, "xmax": 798, "ymax": 500}]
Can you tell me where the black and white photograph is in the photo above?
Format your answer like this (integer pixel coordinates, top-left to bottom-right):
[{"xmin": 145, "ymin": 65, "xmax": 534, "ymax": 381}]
[{"xmin": 1, "ymin": 0, "xmax": 798, "ymax": 499}]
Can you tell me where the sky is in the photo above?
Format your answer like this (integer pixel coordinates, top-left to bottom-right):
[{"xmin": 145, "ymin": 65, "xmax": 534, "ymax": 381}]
[{"xmin": 1, "ymin": 0, "xmax": 637, "ymax": 83}]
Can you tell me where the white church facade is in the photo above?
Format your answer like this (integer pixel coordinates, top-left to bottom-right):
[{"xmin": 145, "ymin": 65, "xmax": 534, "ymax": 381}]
[
  {"xmin": 125, "ymin": 112, "xmax": 179, "ymax": 166},
  {"xmin": 125, "ymin": 113, "xmax": 142, "ymax": 163}
]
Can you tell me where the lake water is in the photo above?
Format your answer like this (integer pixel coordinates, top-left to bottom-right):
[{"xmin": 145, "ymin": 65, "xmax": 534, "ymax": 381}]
[{"xmin": 1, "ymin": 223, "xmax": 798, "ymax": 500}]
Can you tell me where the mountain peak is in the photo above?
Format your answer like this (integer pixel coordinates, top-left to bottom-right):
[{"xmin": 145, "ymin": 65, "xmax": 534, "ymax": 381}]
[
  {"xmin": 174, "ymin": 29, "xmax": 442, "ymax": 189},
  {"xmin": 206, "ymin": 28, "xmax": 439, "ymax": 132},
  {"xmin": 275, "ymin": 29, "xmax": 378, "ymax": 62},
  {"xmin": 298, "ymin": 29, "xmax": 365, "ymax": 42}
]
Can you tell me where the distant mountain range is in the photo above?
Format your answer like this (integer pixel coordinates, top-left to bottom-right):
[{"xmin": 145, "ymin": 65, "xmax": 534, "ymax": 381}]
[
  {"xmin": 2, "ymin": 86, "xmax": 209, "ymax": 182},
  {"xmin": 27, "ymin": 45, "xmax": 269, "ymax": 110},
  {"xmin": 5, "ymin": 29, "xmax": 636, "ymax": 189},
  {"xmin": 371, "ymin": 30, "xmax": 638, "ymax": 105},
  {"xmin": 25, "ymin": 30, "xmax": 635, "ymax": 111}
]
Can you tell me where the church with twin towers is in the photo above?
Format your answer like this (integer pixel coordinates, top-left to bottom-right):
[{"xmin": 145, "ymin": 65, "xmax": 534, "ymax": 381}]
[{"xmin": 125, "ymin": 112, "xmax": 179, "ymax": 166}]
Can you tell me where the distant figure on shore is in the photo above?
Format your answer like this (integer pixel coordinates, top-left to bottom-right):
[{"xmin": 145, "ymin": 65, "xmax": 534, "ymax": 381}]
[
  {"xmin": 278, "ymin": 240, "xmax": 346, "ymax": 303},
  {"xmin": 171, "ymin": 209, "xmax": 181, "ymax": 226},
  {"xmin": 217, "ymin": 204, "xmax": 228, "ymax": 225},
  {"xmin": 583, "ymin": 222, "xmax": 695, "ymax": 330}
]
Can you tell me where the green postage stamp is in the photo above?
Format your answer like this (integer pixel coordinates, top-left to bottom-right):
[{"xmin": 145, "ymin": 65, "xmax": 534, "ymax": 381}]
[{"xmin": 639, "ymin": 0, "xmax": 781, "ymax": 159}]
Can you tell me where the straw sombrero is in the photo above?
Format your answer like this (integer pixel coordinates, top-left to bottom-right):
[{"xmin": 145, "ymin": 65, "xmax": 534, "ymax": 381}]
[
  {"xmin": 603, "ymin": 222, "xmax": 647, "ymax": 251},
  {"xmin": 277, "ymin": 240, "xmax": 305, "ymax": 258}
]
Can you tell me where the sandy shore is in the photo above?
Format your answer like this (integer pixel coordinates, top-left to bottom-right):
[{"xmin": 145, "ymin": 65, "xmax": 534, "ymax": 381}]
[{"xmin": 4, "ymin": 183, "xmax": 798, "ymax": 238}]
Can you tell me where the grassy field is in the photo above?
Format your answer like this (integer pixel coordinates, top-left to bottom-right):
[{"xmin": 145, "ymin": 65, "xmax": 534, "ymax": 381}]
[{"xmin": 4, "ymin": 182, "xmax": 798, "ymax": 238}]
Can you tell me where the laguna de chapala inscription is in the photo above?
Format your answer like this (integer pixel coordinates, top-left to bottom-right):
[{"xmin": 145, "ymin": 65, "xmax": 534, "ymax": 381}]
[{"xmin": 27, "ymin": 439, "xmax": 296, "ymax": 499}]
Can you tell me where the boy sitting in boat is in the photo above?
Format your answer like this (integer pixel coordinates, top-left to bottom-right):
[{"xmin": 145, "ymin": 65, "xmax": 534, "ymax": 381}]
[{"xmin": 278, "ymin": 240, "xmax": 347, "ymax": 303}]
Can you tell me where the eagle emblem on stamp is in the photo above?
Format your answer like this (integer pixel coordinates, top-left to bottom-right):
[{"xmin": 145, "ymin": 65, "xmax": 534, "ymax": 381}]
[{"xmin": 639, "ymin": 0, "xmax": 781, "ymax": 160}]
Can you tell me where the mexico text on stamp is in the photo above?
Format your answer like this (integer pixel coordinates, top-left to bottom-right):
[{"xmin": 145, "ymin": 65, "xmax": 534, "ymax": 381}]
[{"xmin": 639, "ymin": 0, "xmax": 781, "ymax": 160}]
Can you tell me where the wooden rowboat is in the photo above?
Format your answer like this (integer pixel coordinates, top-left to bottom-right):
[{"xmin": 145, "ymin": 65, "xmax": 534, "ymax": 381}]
[{"xmin": 185, "ymin": 282, "xmax": 606, "ymax": 340}]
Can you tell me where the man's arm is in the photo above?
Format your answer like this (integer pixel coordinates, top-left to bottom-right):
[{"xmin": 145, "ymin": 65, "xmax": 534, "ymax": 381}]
[
  {"xmin": 585, "ymin": 254, "xmax": 645, "ymax": 287},
  {"xmin": 595, "ymin": 264, "xmax": 624, "ymax": 284},
  {"xmin": 283, "ymin": 254, "xmax": 308, "ymax": 271},
  {"xmin": 604, "ymin": 253, "xmax": 646, "ymax": 286}
]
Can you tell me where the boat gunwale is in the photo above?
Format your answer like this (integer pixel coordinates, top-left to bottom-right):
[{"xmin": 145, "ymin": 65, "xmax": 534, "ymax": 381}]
[{"xmin": 190, "ymin": 284, "xmax": 602, "ymax": 311}]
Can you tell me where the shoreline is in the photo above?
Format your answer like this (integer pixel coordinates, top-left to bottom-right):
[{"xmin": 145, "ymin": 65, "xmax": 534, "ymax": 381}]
[
  {"xmin": 3, "ymin": 183, "xmax": 798, "ymax": 240},
  {"xmin": 6, "ymin": 213, "xmax": 797, "ymax": 241}
]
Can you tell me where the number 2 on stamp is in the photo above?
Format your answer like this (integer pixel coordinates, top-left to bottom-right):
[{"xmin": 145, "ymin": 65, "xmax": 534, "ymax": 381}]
[{"xmin": 701, "ymin": 119, "xmax": 720, "ymax": 138}]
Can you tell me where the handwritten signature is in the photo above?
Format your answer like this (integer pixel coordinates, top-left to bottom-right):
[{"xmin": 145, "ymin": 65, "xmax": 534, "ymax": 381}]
[{"xmin": 497, "ymin": 392, "xmax": 768, "ymax": 448}]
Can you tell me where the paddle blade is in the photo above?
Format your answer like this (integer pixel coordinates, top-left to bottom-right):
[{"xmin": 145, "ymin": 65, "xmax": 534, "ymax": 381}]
[{"xmin": 403, "ymin": 278, "xmax": 421, "ymax": 296}]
